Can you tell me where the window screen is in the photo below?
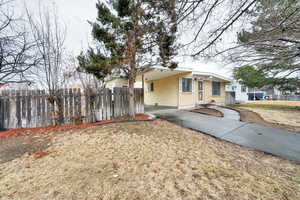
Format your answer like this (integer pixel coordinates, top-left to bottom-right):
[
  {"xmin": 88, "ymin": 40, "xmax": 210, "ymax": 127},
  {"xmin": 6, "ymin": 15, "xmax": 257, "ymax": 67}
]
[
  {"xmin": 212, "ymin": 82, "xmax": 221, "ymax": 96},
  {"xmin": 182, "ymin": 78, "xmax": 192, "ymax": 92}
]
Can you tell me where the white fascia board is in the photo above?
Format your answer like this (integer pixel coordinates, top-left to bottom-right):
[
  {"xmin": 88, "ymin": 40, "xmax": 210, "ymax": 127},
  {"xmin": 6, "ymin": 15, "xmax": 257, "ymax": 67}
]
[
  {"xmin": 192, "ymin": 71, "xmax": 232, "ymax": 82},
  {"xmin": 151, "ymin": 66, "xmax": 193, "ymax": 72}
]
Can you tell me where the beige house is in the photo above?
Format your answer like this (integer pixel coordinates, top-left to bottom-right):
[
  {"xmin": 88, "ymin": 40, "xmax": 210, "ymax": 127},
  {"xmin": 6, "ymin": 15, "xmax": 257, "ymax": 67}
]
[{"xmin": 138, "ymin": 67, "xmax": 231, "ymax": 109}]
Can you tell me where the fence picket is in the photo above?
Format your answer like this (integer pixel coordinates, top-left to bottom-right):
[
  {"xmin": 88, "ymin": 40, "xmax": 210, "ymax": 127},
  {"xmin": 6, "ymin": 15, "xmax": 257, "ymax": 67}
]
[
  {"xmin": 69, "ymin": 89, "xmax": 74, "ymax": 124},
  {"xmin": 46, "ymin": 92, "xmax": 52, "ymax": 126},
  {"xmin": 107, "ymin": 89, "xmax": 112, "ymax": 120},
  {"xmin": 15, "ymin": 90, "xmax": 21, "ymax": 128},
  {"xmin": 76, "ymin": 89, "xmax": 82, "ymax": 124},
  {"xmin": 41, "ymin": 90, "xmax": 46, "ymax": 127},
  {"xmin": 0, "ymin": 87, "xmax": 144, "ymax": 129}
]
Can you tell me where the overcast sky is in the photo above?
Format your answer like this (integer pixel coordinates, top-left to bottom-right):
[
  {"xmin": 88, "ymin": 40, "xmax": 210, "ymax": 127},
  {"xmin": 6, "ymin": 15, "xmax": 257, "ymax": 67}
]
[
  {"xmin": 14, "ymin": 0, "xmax": 234, "ymax": 77},
  {"xmin": 16, "ymin": 0, "xmax": 98, "ymax": 54}
]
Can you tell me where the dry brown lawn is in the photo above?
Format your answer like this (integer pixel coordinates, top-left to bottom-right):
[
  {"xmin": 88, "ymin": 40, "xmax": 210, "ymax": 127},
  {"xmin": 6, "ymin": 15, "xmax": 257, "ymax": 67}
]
[
  {"xmin": 236, "ymin": 101, "xmax": 300, "ymax": 128},
  {"xmin": 249, "ymin": 101, "xmax": 300, "ymax": 106},
  {"xmin": 0, "ymin": 120, "xmax": 300, "ymax": 200}
]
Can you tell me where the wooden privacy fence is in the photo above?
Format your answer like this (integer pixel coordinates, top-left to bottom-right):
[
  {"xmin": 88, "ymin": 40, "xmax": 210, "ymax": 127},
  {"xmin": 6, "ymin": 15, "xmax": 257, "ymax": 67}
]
[{"xmin": 0, "ymin": 88, "xmax": 144, "ymax": 129}]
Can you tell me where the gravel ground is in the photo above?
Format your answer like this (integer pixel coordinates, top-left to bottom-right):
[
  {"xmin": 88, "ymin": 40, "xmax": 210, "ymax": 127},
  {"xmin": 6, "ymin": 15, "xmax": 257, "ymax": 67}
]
[{"xmin": 0, "ymin": 120, "xmax": 299, "ymax": 200}]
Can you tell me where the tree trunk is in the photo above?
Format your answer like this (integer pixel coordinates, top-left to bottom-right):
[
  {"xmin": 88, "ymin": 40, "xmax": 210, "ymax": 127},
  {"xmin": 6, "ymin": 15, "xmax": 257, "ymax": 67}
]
[
  {"xmin": 128, "ymin": 75, "xmax": 135, "ymax": 118},
  {"xmin": 56, "ymin": 96, "xmax": 64, "ymax": 125}
]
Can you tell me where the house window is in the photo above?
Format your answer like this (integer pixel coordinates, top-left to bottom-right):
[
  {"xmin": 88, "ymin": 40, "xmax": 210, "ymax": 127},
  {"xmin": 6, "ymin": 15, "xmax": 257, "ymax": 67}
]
[
  {"xmin": 212, "ymin": 82, "xmax": 221, "ymax": 96},
  {"xmin": 182, "ymin": 78, "xmax": 192, "ymax": 92},
  {"xmin": 241, "ymin": 86, "xmax": 247, "ymax": 93},
  {"xmin": 149, "ymin": 82, "xmax": 154, "ymax": 92}
]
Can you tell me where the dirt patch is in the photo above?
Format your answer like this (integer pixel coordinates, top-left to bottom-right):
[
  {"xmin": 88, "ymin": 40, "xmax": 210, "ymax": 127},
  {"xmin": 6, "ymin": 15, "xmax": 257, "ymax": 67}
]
[
  {"xmin": 192, "ymin": 108, "xmax": 223, "ymax": 117},
  {"xmin": 0, "ymin": 120, "xmax": 299, "ymax": 200},
  {"xmin": 0, "ymin": 133, "xmax": 52, "ymax": 164},
  {"xmin": 230, "ymin": 106, "xmax": 300, "ymax": 133}
]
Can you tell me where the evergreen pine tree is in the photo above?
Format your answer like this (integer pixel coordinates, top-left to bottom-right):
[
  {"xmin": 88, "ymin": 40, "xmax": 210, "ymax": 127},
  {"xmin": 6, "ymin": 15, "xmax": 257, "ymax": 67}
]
[{"xmin": 78, "ymin": 0, "xmax": 178, "ymax": 117}]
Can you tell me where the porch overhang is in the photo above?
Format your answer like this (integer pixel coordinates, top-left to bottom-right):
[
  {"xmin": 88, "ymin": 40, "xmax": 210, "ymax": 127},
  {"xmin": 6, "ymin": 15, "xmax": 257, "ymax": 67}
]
[
  {"xmin": 137, "ymin": 67, "xmax": 231, "ymax": 83},
  {"xmin": 192, "ymin": 71, "xmax": 232, "ymax": 82},
  {"xmin": 137, "ymin": 67, "xmax": 193, "ymax": 82}
]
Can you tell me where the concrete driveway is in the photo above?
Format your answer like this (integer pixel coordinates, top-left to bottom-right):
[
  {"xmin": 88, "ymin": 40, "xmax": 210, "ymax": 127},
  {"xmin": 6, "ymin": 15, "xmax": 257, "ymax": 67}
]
[{"xmin": 149, "ymin": 107, "xmax": 300, "ymax": 163}]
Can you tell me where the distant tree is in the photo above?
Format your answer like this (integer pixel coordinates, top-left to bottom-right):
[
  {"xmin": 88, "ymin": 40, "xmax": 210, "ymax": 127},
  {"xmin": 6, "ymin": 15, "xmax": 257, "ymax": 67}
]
[
  {"xmin": 79, "ymin": 0, "xmax": 178, "ymax": 117},
  {"xmin": 233, "ymin": 66, "xmax": 269, "ymax": 89},
  {"xmin": 231, "ymin": 0, "xmax": 300, "ymax": 89}
]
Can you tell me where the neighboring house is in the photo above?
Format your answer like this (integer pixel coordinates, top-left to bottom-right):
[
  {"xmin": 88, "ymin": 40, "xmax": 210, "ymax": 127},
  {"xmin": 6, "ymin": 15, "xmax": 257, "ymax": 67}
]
[
  {"xmin": 137, "ymin": 67, "xmax": 231, "ymax": 109},
  {"xmin": 105, "ymin": 76, "xmax": 142, "ymax": 90},
  {"xmin": 226, "ymin": 80, "xmax": 287, "ymax": 101},
  {"xmin": 226, "ymin": 80, "xmax": 249, "ymax": 103}
]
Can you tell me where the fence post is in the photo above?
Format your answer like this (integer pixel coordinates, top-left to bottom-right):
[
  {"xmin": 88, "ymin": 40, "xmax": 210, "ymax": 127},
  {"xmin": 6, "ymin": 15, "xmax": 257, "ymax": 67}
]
[
  {"xmin": 76, "ymin": 89, "xmax": 82, "ymax": 124},
  {"xmin": 15, "ymin": 90, "xmax": 21, "ymax": 128}
]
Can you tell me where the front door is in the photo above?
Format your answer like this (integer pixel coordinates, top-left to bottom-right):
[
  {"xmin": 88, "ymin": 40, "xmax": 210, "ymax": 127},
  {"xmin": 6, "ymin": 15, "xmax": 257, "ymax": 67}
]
[{"xmin": 198, "ymin": 81, "xmax": 204, "ymax": 103}]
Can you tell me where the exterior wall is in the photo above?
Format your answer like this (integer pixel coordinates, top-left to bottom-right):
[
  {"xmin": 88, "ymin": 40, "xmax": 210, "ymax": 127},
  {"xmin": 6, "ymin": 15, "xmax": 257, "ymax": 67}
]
[
  {"xmin": 177, "ymin": 73, "xmax": 195, "ymax": 109},
  {"xmin": 226, "ymin": 81, "xmax": 249, "ymax": 103},
  {"xmin": 144, "ymin": 72, "xmax": 228, "ymax": 108},
  {"xmin": 203, "ymin": 80, "xmax": 226, "ymax": 105},
  {"xmin": 144, "ymin": 73, "xmax": 184, "ymax": 107}
]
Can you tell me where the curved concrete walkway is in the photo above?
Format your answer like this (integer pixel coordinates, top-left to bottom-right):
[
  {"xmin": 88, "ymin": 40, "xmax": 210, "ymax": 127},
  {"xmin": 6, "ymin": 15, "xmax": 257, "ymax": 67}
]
[{"xmin": 149, "ymin": 107, "xmax": 300, "ymax": 163}]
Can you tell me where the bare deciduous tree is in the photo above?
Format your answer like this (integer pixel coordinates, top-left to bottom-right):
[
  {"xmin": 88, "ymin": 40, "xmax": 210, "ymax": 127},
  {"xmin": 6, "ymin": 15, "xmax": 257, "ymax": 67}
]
[
  {"xmin": 26, "ymin": 4, "xmax": 67, "ymax": 125},
  {"xmin": 176, "ymin": 0, "xmax": 258, "ymax": 57},
  {"xmin": 0, "ymin": 0, "xmax": 39, "ymax": 84}
]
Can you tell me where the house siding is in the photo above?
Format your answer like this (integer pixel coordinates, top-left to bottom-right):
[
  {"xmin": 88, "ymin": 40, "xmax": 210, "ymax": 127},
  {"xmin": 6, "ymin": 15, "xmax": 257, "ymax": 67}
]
[
  {"xmin": 178, "ymin": 73, "xmax": 195, "ymax": 109},
  {"xmin": 144, "ymin": 73, "xmax": 187, "ymax": 107},
  {"xmin": 144, "ymin": 72, "xmax": 227, "ymax": 108},
  {"xmin": 203, "ymin": 80, "xmax": 226, "ymax": 105}
]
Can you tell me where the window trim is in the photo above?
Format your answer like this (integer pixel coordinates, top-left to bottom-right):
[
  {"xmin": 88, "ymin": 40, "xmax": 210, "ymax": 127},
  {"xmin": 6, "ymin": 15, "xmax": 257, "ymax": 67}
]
[
  {"xmin": 212, "ymin": 81, "xmax": 221, "ymax": 96},
  {"xmin": 181, "ymin": 78, "xmax": 193, "ymax": 93}
]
